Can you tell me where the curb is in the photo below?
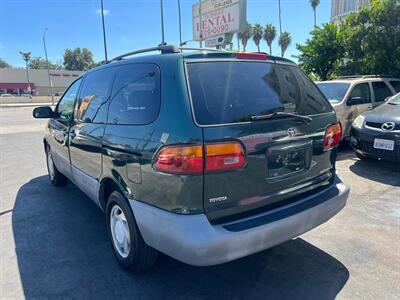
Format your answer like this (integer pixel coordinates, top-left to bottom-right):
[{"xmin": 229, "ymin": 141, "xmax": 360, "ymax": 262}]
[{"xmin": 0, "ymin": 103, "xmax": 54, "ymax": 108}]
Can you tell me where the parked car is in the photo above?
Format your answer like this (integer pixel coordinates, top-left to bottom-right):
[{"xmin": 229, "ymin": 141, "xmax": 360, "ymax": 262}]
[
  {"xmin": 350, "ymin": 92, "xmax": 400, "ymax": 162},
  {"xmin": 0, "ymin": 93, "xmax": 14, "ymax": 98},
  {"xmin": 20, "ymin": 93, "xmax": 33, "ymax": 99},
  {"xmin": 33, "ymin": 46, "xmax": 349, "ymax": 272},
  {"xmin": 55, "ymin": 92, "xmax": 64, "ymax": 97},
  {"xmin": 316, "ymin": 75, "xmax": 400, "ymax": 140}
]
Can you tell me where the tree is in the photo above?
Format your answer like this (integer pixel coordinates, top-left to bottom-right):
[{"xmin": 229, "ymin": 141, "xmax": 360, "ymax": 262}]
[
  {"xmin": 296, "ymin": 23, "xmax": 343, "ymax": 80},
  {"xmin": 63, "ymin": 48, "xmax": 95, "ymax": 71},
  {"xmin": 278, "ymin": 32, "xmax": 292, "ymax": 57},
  {"xmin": 252, "ymin": 23, "xmax": 264, "ymax": 52},
  {"xmin": 236, "ymin": 32, "xmax": 242, "ymax": 51},
  {"xmin": 28, "ymin": 56, "xmax": 58, "ymax": 70},
  {"xmin": 263, "ymin": 23, "xmax": 277, "ymax": 55},
  {"xmin": 310, "ymin": 0, "xmax": 320, "ymax": 27},
  {"xmin": 240, "ymin": 23, "xmax": 253, "ymax": 52},
  {"xmin": 0, "ymin": 58, "xmax": 11, "ymax": 68}
]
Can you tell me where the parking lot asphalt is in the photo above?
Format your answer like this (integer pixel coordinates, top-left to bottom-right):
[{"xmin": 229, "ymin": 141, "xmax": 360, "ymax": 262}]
[{"xmin": 1, "ymin": 107, "xmax": 399, "ymax": 300}]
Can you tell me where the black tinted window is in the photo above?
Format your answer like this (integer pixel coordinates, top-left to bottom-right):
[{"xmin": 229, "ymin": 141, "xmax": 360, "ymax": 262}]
[
  {"xmin": 56, "ymin": 78, "xmax": 82, "ymax": 120},
  {"xmin": 187, "ymin": 62, "xmax": 332, "ymax": 125},
  {"xmin": 372, "ymin": 82, "xmax": 392, "ymax": 102},
  {"xmin": 389, "ymin": 81, "xmax": 400, "ymax": 93},
  {"xmin": 108, "ymin": 64, "xmax": 160, "ymax": 125},
  {"xmin": 349, "ymin": 83, "xmax": 371, "ymax": 104},
  {"xmin": 75, "ymin": 68, "xmax": 115, "ymax": 123}
]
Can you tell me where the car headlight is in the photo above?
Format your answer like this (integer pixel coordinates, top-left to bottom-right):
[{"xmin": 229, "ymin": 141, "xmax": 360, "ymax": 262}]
[{"xmin": 353, "ymin": 115, "xmax": 365, "ymax": 128}]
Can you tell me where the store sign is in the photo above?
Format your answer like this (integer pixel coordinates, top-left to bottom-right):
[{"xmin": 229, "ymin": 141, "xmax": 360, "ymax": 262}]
[
  {"xmin": 193, "ymin": 0, "xmax": 246, "ymax": 41},
  {"xmin": 205, "ymin": 35, "xmax": 225, "ymax": 47}
]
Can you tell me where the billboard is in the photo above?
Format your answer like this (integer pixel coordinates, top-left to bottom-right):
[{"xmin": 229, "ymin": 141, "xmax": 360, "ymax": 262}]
[{"xmin": 192, "ymin": 0, "xmax": 246, "ymax": 41}]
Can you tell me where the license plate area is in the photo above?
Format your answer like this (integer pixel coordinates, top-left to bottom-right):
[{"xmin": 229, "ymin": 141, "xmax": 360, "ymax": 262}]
[
  {"xmin": 266, "ymin": 141, "xmax": 312, "ymax": 180},
  {"xmin": 373, "ymin": 138, "xmax": 394, "ymax": 151}
]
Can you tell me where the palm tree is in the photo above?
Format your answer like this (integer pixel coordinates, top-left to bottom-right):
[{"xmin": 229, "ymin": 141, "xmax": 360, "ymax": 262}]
[
  {"xmin": 237, "ymin": 32, "xmax": 242, "ymax": 51},
  {"xmin": 240, "ymin": 23, "xmax": 253, "ymax": 52},
  {"xmin": 252, "ymin": 23, "xmax": 264, "ymax": 52},
  {"xmin": 310, "ymin": 0, "xmax": 320, "ymax": 27},
  {"xmin": 278, "ymin": 31, "xmax": 292, "ymax": 57},
  {"xmin": 263, "ymin": 23, "xmax": 277, "ymax": 55}
]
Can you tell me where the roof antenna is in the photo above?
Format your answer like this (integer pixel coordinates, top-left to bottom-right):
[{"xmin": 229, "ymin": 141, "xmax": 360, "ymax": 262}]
[{"xmin": 160, "ymin": 0, "xmax": 166, "ymax": 46}]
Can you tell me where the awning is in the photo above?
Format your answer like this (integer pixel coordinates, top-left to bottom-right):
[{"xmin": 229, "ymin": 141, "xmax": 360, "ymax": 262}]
[{"xmin": 0, "ymin": 83, "xmax": 36, "ymax": 89}]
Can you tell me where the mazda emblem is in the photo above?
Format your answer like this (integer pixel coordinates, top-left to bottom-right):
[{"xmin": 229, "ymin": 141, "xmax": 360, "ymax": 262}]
[
  {"xmin": 287, "ymin": 127, "xmax": 296, "ymax": 137},
  {"xmin": 381, "ymin": 122, "xmax": 395, "ymax": 131}
]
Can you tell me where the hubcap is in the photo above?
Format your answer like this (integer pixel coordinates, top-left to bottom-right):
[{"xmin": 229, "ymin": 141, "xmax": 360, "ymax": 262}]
[
  {"xmin": 47, "ymin": 152, "xmax": 55, "ymax": 180},
  {"xmin": 110, "ymin": 205, "xmax": 131, "ymax": 258}
]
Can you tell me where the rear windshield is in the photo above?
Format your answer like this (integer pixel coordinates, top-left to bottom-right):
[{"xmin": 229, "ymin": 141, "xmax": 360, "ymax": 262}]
[
  {"xmin": 316, "ymin": 82, "xmax": 350, "ymax": 104},
  {"xmin": 187, "ymin": 61, "xmax": 332, "ymax": 125}
]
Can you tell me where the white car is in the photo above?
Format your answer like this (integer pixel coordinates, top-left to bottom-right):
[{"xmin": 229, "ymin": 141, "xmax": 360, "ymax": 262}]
[{"xmin": 0, "ymin": 93, "xmax": 14, "ymax": 98}]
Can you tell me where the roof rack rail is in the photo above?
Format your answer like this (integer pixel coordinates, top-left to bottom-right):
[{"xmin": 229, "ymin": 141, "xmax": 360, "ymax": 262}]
[
  {"xmin": 336, "ymin": 74, "xmax": 394, "ymax": 79},
  {"xmin": 108, "ymin": 45, "xmax": 180, "ymax": 63}
]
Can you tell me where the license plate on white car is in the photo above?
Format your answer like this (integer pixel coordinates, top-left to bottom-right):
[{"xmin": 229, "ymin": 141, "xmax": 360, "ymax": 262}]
[{"xmin": 373, "ymin": 138, "xmax": 394, "ymax": 151}]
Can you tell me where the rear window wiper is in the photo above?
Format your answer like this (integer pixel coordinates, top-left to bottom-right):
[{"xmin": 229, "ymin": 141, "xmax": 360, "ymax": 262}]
[{"xmin": 250, "ymin": 112, "xmax": 312, "ymax": 123}]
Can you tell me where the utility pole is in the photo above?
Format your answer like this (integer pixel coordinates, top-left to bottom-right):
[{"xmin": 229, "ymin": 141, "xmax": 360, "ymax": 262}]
[
  {"xmin": 100, "ymin": 0, "xmax": 108, "ymax": 61},
  {"xmin": 19, "ymin": 51, "xmax": 31, "ymax": 95},
  {"xmin": 43, "ymin": 28, "xmax": 55, "ymax": 105},
  {"xmin": 177, "ymin": 0, "xmax": 183, "ymax": 46},
  {"xmin": 160, "ymin": 0, "xmax": 166, "ymax": 45},
  {"xmin": 199, "ymin": 0, "xmax": 203, "ymax": 48}
]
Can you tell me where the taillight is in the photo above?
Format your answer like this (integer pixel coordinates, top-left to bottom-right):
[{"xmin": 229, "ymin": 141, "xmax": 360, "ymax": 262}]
[
  {"xmin": 236, "ymin": 52, "xmax": 268, "ymax": 60},
  {"xmin": 323, "ymin": 123, "xmax": 342, "ymax": 150},
  {"xmin": 205, "ymin": 142, "xmax": 246, "ymax": 172},
  {"xmin": 154, "ymin": 145, "xmax": 203, "ymax": 174},
  {"xmin": 154, "ymin": 142, "xmax": 246, "ymax": 174}
]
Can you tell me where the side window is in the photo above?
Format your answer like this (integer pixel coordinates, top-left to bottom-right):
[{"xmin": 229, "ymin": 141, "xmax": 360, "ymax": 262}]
[
  {"xmin": 348, "ymin": 83, "xmax": 371, "ymax": 104},
  {"xmin": 389, "ymin": 81, "xmax": 400, "ymax": 93},
  {"xmin": 56, "ymin": 78, "xmax": 82, "ymax": 120},
  {"xmin": 75, "ymin": 68, "xmax": 115, "ymax": 123},
  {"xmin": 107, "ymin": 64, "xmax": 161, "ymax": 125},
  {"xmin": 372, "ymin": 81, "xmax": 392, "ymax": 102}
]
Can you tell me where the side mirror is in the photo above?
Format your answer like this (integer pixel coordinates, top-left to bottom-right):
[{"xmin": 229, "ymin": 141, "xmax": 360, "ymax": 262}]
[
  {"xmin": 347, "ymin": 96, "xmax": 363, "ymax": 106},
  {"xmin": 33, "ymin": 106, "xmax": 54, "ymax": 119}
]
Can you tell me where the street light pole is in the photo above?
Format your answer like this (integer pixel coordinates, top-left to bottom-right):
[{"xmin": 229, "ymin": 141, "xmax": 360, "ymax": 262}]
[
  {"xmin": 100, "ymin": 0, "xmax": 108, "ymax": 61},
  {"xmin": 19, "ymin": 51, "xmax": 31, "ymax": 95},
  {"xmin": 199, "ymin": 0, "xmax": 202, "ymax": 48},
  {"xmin": 43, "ymin": 28, "xmax": 55, "ymax": 105},
  {"xmin": 177, "ymin": 0, "xmax": 182, "ymax": 46}
]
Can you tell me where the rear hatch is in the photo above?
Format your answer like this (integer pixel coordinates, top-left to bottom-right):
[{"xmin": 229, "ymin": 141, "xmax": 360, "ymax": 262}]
[{"xmin": 186, "ymin": 58, "xmax": 339, "ymax": 223}]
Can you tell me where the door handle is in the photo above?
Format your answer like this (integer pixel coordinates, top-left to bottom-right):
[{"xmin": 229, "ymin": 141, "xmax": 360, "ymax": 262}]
[{"xmin": 102, "ymin": 147, "xmax": 141, "ymax": 160}]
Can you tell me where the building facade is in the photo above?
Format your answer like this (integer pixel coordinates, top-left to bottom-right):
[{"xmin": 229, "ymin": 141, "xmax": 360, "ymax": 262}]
[
  {"xmin": 331, "ymin": 0, "xmax": 371, "ymax": 24},
  {"xmin": 0, "ymin": 68, "xmax": 81, "ymax": 96}
]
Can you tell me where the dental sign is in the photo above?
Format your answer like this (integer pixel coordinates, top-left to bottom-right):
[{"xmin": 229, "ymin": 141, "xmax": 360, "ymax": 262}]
[{"xmin": 192, "ymin": 0, "xmax": 247, "ymax": 41}]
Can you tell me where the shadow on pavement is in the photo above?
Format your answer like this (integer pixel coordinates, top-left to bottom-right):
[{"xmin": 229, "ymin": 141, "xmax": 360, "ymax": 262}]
[
  {"xmin": 13, "ymin": 176, "xmax": 349, "ymax": 300},
  {"xmin": 349, "ymin": 159, "xmax": 400, "ymax": 186}
]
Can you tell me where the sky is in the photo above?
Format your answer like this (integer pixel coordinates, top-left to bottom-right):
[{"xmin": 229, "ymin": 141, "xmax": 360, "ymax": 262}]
[{"xmin": 0, "ymin": 0, "xmax": 332, "ymax": 67}]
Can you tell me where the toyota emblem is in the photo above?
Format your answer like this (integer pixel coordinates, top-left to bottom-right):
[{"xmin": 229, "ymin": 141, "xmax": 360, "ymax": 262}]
[
  {"xmin": 287, "ymin": 127, "xmax": 296, "ymax": 137},
  {"xmin": 381, "ymin": 122, "xmax": 395, "ymax": 131}
]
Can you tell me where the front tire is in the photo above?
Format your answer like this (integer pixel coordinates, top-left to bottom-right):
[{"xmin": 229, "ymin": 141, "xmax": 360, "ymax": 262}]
[
  {"xmin": 106, "ymin": 191, "xmax": 158, "ymax": 272},
  {"xmin": 46, "ymin": 146, "xmax": 67, "ymax": 186}
]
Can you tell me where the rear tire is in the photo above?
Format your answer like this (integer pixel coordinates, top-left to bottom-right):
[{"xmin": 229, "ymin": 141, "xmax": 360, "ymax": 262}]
[
  {"xmin": 46, "ymin": 146, "xmax": 68, "ymax": 186},
  {"xmin": 356, "ymin": 152, "xmax": 378, "ymax": 161},
  {"xmin": 106, "ymin": 191, "xmax": 158, "ymax": 272}
]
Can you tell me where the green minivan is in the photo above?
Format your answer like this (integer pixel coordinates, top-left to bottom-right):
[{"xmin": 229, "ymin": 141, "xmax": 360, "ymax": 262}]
[{"xmin": 33, "ymin": 46, "xmax": 349, "ymax": 272}]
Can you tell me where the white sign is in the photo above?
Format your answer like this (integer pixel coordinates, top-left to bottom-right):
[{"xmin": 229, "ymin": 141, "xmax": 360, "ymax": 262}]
[
  {"xmin": 193, "ymin": 0, "xmax": 246, "ymax": 41},
  {"xmin": 205, "ymin": 35, "xmax": 225, "ymax": 47}
]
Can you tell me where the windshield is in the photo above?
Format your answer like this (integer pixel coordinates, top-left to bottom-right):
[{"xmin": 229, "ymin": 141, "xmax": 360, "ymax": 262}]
[
  {"xmin": 388, "ymin": 93, "xmax": 400, "ymax": 105},
  {"xmin": 187, "ymin": 61, "xmax": 332, "ymax": 126},
  {"xmin": 316, "ymin": 82, "xmax": 350, "ymax": 104}
]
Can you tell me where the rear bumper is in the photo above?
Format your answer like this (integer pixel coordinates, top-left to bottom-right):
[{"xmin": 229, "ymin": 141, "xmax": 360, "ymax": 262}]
[{"xmin": 130, "ymin": 176, "xmax": 349, "ymax": 266}]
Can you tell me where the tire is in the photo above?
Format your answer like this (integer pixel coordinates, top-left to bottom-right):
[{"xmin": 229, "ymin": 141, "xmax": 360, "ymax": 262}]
[
  {"xmin": 46, "ymin": 145, "xmax": 68, "ymax": 186},
  {"xmin": 106, "ymin": 191, "xmax": 158, "ymax": 272},
  {"xmin": 356, "ymin": 152, "xmax": 378, "ymax": 161}
]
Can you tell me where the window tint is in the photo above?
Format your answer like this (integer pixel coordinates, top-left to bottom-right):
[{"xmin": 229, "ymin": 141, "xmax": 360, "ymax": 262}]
[
  {"xmin": 372, "ymin": 81, "xmax": 392, "ymax": 102},
  {"xmin": 75, "ymin": 68, "xmax": 115, "ymax": 123},
  {"xmin": 348, "ymin": 83, "xmax": 371, "ymax": 104},
  {"xmin": 108, "ymin": 64, "xmax": 160, "ymax": 125},
  {"xmin": 187, "ymin": 62, "xmax": 332, "ymax": 125},
  {"xmin": 389, "ymin": 81, "xmax": 400, "ymax": 93},
  {"xmin": 56, "ymin": 78, "xmax": 82, "ymax": 121}
]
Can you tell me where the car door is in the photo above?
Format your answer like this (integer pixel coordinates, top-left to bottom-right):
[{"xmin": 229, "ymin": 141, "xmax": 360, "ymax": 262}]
[
  {"xmin": 372, "ymin": 81, "xmax": 394, "ymax": 105},
  {"xmin": 69, "ymin": 67, "xmax": 116, "ymax": 202},
  {"xmin": 343, "ymin": 82, "xmax": 372, "ymax": 137},
  {"xmin": 48, "ymin": 78, "xmax": 82, "ymax": 176}
]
